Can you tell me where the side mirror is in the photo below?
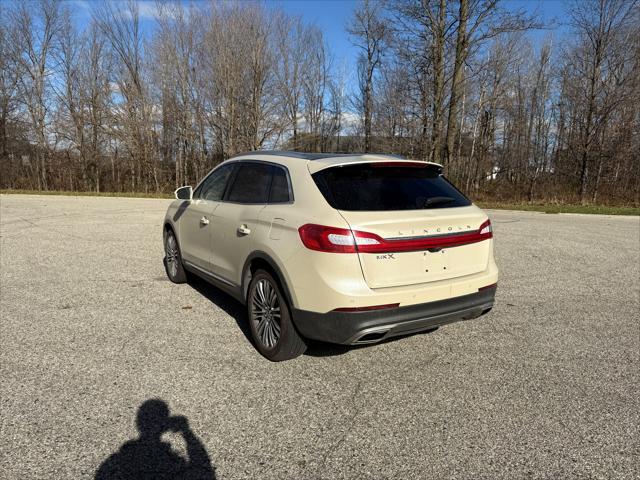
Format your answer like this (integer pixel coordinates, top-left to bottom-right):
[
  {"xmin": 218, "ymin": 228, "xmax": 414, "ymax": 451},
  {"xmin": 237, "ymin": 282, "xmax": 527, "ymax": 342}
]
[{"xmin": 175, "ymin": 186, "xmax": 193, "ymax": 200}]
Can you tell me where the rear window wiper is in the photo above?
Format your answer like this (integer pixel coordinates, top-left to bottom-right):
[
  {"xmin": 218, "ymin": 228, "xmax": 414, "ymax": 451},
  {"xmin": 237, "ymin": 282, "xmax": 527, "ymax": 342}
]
[{"xmin": 423, "ymin": 196, "xmax": 456, "ymax": 208}]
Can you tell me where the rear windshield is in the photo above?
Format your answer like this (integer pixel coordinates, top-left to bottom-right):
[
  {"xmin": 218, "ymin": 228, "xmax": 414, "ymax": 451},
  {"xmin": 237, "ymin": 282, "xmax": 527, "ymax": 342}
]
[{"xmin": 312, "ymin": 163, "xmax": 471, "ymax": 211}]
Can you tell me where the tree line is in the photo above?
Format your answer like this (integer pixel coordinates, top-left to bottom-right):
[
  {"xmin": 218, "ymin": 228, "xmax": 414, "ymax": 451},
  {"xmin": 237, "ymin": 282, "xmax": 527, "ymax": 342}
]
[{"xmin": 0, "ymin": 0, "xmax": 638, "ymax": 204}]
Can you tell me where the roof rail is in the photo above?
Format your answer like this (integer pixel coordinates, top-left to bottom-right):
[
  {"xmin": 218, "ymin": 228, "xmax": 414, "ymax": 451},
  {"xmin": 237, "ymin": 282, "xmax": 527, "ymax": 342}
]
[{"xmin": 228, "ymin": 150, "xmax": 406, "ymax": 161}]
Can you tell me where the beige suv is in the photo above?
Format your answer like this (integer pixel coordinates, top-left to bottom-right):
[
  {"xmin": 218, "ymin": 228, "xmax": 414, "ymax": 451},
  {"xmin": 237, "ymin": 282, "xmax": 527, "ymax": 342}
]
[{"xmin": 163, "ymin": 151, "xmax": 498, "ymax": 361}]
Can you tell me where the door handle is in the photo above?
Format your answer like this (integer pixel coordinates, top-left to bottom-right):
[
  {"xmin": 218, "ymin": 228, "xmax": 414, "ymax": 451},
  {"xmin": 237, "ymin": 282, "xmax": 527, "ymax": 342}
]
[
  {"xmin": 237, "ymin": 224, "xmax": 251, "ymax": 236},
  {"xmin": 200, "ymin": 216, "xmax": 209, "ymax": 226}
]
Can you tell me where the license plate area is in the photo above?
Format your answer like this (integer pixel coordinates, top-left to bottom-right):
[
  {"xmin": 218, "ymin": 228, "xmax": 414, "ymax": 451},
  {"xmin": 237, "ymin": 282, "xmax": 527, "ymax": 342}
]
[
  {"xmin": 358, "ymin": 242, "xmax": 488, "ymax": 288},
  {"xmin": 422, "ymin": 249, "xmax": 449, "ymax": 275}
]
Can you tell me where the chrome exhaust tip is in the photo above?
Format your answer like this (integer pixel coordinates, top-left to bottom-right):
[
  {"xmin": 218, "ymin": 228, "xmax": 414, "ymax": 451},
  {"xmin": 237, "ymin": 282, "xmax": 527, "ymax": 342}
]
[{"xmin": 352, "ymin": 330, "xmax": 389, "ymax": 344}]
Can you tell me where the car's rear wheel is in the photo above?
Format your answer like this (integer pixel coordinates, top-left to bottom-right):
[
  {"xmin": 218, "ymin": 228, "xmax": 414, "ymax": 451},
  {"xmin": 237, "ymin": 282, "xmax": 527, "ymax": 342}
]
[
  {"xmin": 164, "ymin": 229, "xmax": 188, "ymax": 284},
  {"xmin": 247, "ymin": 270, "xmax": 306, "ymax": 361}
]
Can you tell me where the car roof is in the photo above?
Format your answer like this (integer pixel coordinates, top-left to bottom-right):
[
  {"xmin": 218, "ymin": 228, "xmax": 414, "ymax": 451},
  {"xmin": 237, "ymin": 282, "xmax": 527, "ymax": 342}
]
[
  {"xmin": 229, "ymin": 150, "xmax": 406, "ymax": 161},
  {"xmin": 229, "ymin": 150, "xmax": 443, "ymax": 173}
]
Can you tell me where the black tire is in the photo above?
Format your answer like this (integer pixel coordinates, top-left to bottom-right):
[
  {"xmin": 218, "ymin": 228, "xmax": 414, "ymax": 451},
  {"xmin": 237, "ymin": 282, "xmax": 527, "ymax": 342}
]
[
  {"xmin": 164, "ymin": 228, "xmax": 188, "ymax": 284},
  {"xmin": 247, "ymin": 270, "xmax": 307, "ymax": 361}
]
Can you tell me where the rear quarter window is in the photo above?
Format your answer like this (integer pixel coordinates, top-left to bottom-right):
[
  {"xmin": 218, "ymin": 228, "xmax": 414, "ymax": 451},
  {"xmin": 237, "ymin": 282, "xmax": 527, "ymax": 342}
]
[
  {"xmin": 269, "ymin": 167, "xmax": 292, "ymax": 203},
  {"xmin": 312, "ymin": 163, "xmax": 471, "ymax": 211}
]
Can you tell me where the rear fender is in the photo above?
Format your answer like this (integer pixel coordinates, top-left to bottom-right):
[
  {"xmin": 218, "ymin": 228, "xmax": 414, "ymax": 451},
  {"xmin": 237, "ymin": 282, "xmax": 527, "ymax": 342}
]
[{"xmin": 241, "ymin": 251, "xmax": 296, "ymax": 308}]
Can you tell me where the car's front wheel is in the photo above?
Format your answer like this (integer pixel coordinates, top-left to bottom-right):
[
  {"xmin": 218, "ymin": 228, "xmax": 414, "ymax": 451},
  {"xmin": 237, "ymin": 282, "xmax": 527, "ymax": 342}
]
[
  {"xmin": 164, "ymin": 229, "xmax": 188, "ymax": 284},
  {"xmin": 247, "ymin": 270, "xmax": 306, "ymax": 361}
]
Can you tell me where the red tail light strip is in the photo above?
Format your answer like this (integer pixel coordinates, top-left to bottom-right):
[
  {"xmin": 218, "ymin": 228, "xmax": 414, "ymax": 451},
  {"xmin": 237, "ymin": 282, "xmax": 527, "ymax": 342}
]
[
  {"xmin": 333, "ymin": 303, "xmax": 400, "ymax": 312},
  {"xmin": 298, "ymin": 220, "xmax": 493, "ymax": 254}
]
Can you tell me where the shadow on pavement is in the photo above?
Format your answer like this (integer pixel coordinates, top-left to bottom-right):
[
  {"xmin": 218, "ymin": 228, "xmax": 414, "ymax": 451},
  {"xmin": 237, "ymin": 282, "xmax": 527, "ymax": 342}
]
[
  {"xmin": 185, "ymin": 273, "xmax": 440, "ymax": 358},
  {"xmin": 186, "ymin": 275, "xmax": 253, "ymax": 345},
  {"xmin": 304, "ymin": 327, "xmax": 440, "ymax": 357},
  {"xmin": 186, "ymin": 274, "xmax": 349, "ymax": 357},
  {"xmin": 95, "ymin": 399, "xmax": 215, "ymax": 480}
]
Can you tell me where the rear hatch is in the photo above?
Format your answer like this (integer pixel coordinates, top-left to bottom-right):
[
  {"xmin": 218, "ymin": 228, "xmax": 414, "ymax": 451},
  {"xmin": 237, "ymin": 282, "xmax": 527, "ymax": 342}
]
[{"xmin": 311, "ymin": 161, "xmax": 492, "ymax": 289}]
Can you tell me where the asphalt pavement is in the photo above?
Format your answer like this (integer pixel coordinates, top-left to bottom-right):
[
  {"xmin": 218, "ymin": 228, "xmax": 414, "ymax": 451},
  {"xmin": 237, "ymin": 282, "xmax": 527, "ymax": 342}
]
[{"xmin": 1, "ymin": 194, "xmax": 638, "ymax": 479}]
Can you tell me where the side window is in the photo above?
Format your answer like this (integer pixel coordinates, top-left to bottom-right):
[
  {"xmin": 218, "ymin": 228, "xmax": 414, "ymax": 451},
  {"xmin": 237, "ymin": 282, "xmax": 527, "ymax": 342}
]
[
  {"xmin": 269, "ymin": 167, "xmax": 291, "ymax": 203},
  {"xmin": 195, "ymin": 164, "xmax": 235, "ymax": 201},
  {"xmin": 226, "ymin": 162, "xmax": 273, "ymax": 204}
]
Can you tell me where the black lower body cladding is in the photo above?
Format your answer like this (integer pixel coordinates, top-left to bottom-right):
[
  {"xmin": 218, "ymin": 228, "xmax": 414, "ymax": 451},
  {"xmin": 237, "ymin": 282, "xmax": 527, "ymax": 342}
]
[{"xmin": 292, "ymin": 286, "xmax": 496, "ymax": 345}]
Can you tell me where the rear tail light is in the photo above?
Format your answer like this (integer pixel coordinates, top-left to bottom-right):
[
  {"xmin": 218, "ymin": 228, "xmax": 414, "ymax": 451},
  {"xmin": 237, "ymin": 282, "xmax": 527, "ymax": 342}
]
[
  {"xmin": 479, "ymin": 219, "xmax": 492, "ymax": 236},
  {"xmin": 298, "ymin": 224, "xmax": 382, "ymax": 253},
  {"xmin": 298, "ymin": 219, "xmax": 493, "ymax": 254}
]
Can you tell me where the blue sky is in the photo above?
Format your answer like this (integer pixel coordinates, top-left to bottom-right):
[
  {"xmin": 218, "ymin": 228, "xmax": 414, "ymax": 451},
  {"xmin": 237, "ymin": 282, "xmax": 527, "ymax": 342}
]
[
  {"xmin": 273, "ymin": 0, "xmax": 567, "ymax": 67},
  {"xmin": 273, "ymin": 0, "xmax": 360, "ymax": 68},
  {"xmin": 69, "ymin": 0, "xmax": 362, "ymax": 64},
  {"xmin": 67, "ymin": 0, "xmax": 568, "ymax": 93},
  {"xmin": 69, "ymin": 0, "xmax": 568, "ymax": 62}
]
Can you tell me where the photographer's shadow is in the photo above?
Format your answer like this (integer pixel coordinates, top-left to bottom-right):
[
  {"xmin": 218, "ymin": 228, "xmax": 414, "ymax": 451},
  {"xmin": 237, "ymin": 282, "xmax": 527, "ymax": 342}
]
[{"xmin": 95, "ymin": 399, "xmax": 215, "ymax": 479}]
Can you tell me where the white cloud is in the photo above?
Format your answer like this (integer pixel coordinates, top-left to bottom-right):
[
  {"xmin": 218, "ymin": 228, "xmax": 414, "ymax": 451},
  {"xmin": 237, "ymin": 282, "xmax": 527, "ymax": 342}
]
[
  {"xmin": 131, "ymin": 1, "xmax": 185, "ymax": 20},
  {"xmin": 70, "ymin": 0, "xmax": 182, "ymax": 21},
  {"xmin": 137, "ymin": 1, "xmax": 164, "ymax": 20}
]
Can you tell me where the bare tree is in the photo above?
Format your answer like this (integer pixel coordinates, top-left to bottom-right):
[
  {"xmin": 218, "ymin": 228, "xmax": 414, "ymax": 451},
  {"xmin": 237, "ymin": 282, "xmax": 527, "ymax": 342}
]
[
  {"xmin": 274, "ymin": 14, "xmax": 308, "ymax": 150},
  {"xmin": 0, "ymin": 3, "xmax": 23, "ymax": 167},
  {"xmin": 55, "ymin": 10, "xmax": 111, "ymax": 191},
  {"xmin": 430, "ymin": 0, "xmax": 448, "ymax": 162},
  {"xmin": 565, "ymin": 0, "xmax": 638, "ymax": 203},
  {"xmin": 10, "ymin": 0, "xmax": 63, "ymax": 189},
  {"xmin": 303, "ymin": 27, "xmax": 329, "ymax": 152},
  {"xmin": 438, "ymin": 0, "xmax": 538, "ymax": 168},
  {"xmin": 348, "ymin": 0, "xmax": 388, "ymax": 152},
  {"xmin": 391, "ymin": 0, "xmax": 453, "ymax": 160},
  {"xmin": 325, "ymin": 64, "xmax": 348, "ymax": 151},
  {"xmin": 0, "ymin": 0, "xmax": 637, "ymax": 206},
  {"xmin": 93, "ymin": 0, "xmax": 158, "ymax": 191},
  {"xmin": 154, "ymin": 1, "xmax": 206, "ymax": 187}
]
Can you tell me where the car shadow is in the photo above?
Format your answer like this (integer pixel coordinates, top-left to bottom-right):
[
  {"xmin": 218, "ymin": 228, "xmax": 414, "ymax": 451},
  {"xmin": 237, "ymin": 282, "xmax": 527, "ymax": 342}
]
[
  {"xmin": 186, "ymin": 275, "xmax": 254, "ymax": 346},
  {"xmin": 304, "ymin": 327, "xmax": 440, "ymax": 357},
  {"xmin": 95, "ymin": 398, "xmax": 216, "ymax": 479},
  {"xmin": 185, "ymin": 274, "xmax": 442, "ymax": 358}
]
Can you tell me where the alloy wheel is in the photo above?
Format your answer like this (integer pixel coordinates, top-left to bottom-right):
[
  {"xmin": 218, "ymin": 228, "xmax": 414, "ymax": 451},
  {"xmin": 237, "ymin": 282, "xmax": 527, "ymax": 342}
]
[
  {"xmin": 250, "ymin": 279, "xmax": 281, "ymax": 348},
  {"xmin": 165, "ymin": 233, "xmax": 179, "ymax": 279}
]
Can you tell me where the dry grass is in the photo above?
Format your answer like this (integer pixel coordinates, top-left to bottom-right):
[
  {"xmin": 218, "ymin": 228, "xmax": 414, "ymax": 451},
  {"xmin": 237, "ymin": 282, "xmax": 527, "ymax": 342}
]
[
  {"xmin": 2, "ymin": 189, "xmax": 637, "ymax": 215},
  {"xmin": 477, "ymin": 201, "xmax": 639, "ymax": 216},
  {"xmin": 0, "ymin": 189, "xmax": 173, "ymax": 199}
]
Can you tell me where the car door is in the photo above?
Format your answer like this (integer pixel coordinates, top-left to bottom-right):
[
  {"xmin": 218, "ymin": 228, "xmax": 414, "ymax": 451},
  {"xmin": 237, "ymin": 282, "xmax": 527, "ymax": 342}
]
[
  {"xmin": 209, "ymin": 161, "xmax": 275, "ymax": 285},
  {"xmin": 178, "ymin": 163, "xmax": 235, "ymax": 270}
]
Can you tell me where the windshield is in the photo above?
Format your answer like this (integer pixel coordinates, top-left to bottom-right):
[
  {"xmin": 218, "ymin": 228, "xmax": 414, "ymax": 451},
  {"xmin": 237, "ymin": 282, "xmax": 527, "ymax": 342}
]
[{"xmin": 312, "ymin": 163, "xmax": 471, "ymax": 211}]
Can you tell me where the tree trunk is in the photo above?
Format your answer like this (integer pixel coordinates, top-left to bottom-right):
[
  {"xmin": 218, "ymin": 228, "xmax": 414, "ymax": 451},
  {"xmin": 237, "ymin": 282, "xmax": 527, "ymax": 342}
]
[
  {"xmin": 430, "ymin": 0, "xmax": 446, "ymax": 163},
  {"xmin": 364, "ymin": 80, "xmax": 372, "ymax": 152},
  {"xmin": 444, "ymin": 0, "xmax": 469, "ymax": 167}
]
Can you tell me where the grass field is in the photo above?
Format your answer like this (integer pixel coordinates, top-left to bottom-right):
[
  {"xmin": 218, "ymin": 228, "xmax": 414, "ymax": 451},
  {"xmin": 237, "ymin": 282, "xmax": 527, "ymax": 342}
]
[
  {"xmin": 0, "ymin": 189, "xmax": 173, "ymax": 199},
  {"xmin": 1, "ymin": 189, "xmax": 638, "ymax": 215},
  {"xmin": 476, "ymin": 201, "xmax": 639, "ymax": 216}
]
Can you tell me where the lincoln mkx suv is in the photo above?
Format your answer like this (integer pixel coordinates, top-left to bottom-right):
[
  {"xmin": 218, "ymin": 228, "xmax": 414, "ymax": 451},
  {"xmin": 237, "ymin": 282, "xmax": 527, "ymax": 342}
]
[{"xmin": 163, "ymin": 151, "xmax": 498, "ymax": 361}]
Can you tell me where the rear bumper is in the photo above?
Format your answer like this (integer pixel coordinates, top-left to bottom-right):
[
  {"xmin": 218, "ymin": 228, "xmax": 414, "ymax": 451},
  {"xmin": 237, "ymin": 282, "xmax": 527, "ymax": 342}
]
[{"xmin": 292, "ymin": 286, "xmax": 496, "ymax": 345}]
